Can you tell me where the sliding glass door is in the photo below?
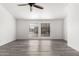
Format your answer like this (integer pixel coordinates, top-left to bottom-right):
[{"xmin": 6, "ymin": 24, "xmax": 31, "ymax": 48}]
[
  {"xmin": 29, "ymin": 24, "xmax": 39, "ymax": 37},
  {"xmin": 29, "ymin": 23, "xmax": 50, "ymax": 38},
  {"xmin": 41, "ymin": 23, "xmax": 50, "ymax": 37}
]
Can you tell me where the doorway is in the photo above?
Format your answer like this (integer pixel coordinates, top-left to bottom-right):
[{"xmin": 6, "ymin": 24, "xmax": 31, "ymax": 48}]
[{"xmin": 28, "ymin": 23, "xmax": 50, "ymax": 39}]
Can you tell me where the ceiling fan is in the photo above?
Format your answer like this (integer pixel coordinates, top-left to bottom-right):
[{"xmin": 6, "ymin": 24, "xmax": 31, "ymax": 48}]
[{"xmin": 18, "ymin": 3, "xmax": 44, "ymax": 12}]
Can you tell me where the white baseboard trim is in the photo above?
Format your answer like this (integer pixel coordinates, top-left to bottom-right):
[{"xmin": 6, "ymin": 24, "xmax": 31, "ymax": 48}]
[{"xmin": 68, "ymin": 43, "xmax": 79, "ymax": 52}]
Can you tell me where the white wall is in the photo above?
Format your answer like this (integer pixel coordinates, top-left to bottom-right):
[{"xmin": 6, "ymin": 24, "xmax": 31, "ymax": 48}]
[
  {"xmin": 0, "ymin": 4, "xmax": 16, "ymax": 46},
  {"xmin": 16, "ymin": 19, "xmax": 64, "ymax": 39},
  {"xmin": 66, "ymin": 4, "xmax": 79, "ymax": 51}
]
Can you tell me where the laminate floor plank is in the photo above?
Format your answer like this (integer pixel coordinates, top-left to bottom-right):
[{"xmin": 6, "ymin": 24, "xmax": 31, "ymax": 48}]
[{"xmin": 0, "ymin": 39, "xmax": 79, "ymax": 56}]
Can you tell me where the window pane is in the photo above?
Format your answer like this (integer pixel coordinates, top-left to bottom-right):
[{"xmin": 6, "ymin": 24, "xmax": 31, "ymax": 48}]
[
  {"xmin": 41, "ymin": 23, "xmax": 50, "ymax": 37},
  {"xmin": 29, "ymin": 24, "xmax": 38, "ymax": 37}
]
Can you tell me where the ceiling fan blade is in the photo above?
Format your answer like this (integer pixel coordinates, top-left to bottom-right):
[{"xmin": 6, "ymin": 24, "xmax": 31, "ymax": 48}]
[
  {"xmin": 33, "ymin": 4, "xmax": 44, "ymax": 9},
  {"xmin": 18, "ymin": 4, "xmax": 28, "ymax": 6}
]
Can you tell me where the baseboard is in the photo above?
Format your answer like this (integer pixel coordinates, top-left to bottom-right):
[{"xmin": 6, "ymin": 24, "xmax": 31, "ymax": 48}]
[
  {"xmin": 68, "ymin": 43, "xmax": 79, "ymax": 52},
  {"xmin": 0, "ymin": 39, "xmax": 16, "ymax": 46},
  {"xmin": 16, "ymin": 39, "xmax": 65, "ymax": 41}
]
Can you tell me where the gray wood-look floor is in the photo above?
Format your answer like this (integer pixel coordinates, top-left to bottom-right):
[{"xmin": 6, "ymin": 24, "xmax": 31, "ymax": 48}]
[{"xmin": 0, "ymin": 39, "xmax": 79, "ymax": 56}]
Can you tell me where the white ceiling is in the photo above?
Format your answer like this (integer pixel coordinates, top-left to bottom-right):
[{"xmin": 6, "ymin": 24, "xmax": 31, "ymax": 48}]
[{"xmin": 1, "ymin": 3, "xmax": 67, "ymax": 20}]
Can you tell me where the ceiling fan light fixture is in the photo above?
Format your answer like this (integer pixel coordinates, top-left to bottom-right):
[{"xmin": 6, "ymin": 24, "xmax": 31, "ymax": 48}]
[{"xmin": 18, "ymin": 3, "xmax": 44, "ymax": 12}]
